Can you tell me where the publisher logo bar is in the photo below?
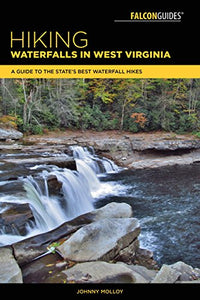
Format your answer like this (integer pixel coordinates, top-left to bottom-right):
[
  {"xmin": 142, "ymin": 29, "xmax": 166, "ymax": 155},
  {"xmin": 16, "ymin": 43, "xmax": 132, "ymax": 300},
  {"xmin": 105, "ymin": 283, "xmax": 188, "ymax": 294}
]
[{"xmin": 114, "ymin": 11, "xmax": 184, "ymax": 23}]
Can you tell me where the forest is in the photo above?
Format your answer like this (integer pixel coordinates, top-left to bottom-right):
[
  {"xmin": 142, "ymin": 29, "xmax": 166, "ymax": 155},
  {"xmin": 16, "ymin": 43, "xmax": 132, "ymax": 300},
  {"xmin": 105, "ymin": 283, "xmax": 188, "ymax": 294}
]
[{"xmin": 0, "ymin": 78, "xmax": 200, "ymax": 135}]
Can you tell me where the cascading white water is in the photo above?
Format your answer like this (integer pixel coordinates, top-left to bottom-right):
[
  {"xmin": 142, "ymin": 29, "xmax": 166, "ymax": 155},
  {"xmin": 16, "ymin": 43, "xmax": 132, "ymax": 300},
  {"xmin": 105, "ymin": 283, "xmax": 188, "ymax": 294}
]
[
  {"xmin": 70, "ymin": 145, "xmax": 119, "ymax": 174},
  {"xmin": 20, "ymin": 146, "xmax": 113, "ymax": 234},
  {"xmin": 75, "ymin": 159, "xmax": 101, "ymax": 192},
  {"xmin": 24, "ymin": 175, "xmax": 66, "ymax": 231},
  {"xmin": 50, "ymin": 167, "xmax": 94, "ymax": 220},
  {"xmin": 0, "ymin": 145, "xmax": 121, "ymax": 245},
  {"xmin": 23, "ymin": 164, "xmax": 95, "ymax": 233}
]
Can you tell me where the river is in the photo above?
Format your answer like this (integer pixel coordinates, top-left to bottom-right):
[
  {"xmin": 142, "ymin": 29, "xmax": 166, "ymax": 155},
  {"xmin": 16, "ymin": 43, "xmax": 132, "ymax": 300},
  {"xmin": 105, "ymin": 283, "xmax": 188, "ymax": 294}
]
[
  {"xmin": 96, "ymin": 164, "xmax": 200, "ymax": 268},
  {"xmin": 0, "ymin": 146, "xmax": 200, "ymax": 268}
]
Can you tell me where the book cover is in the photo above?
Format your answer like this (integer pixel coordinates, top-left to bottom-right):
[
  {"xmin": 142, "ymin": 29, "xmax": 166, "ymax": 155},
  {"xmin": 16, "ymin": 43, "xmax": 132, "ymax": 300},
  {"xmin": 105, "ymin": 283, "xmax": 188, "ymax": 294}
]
[{"xmin": 0, "ymin": 2, "xmax": 200, "ymax": 295}]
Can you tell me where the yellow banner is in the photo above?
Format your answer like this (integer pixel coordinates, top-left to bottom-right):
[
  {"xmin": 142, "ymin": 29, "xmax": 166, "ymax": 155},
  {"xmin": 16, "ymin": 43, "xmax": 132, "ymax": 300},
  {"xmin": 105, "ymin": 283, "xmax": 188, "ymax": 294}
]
[{"xmin": 0, "ymin": 65, "xmax": 200, "ymax": 78}]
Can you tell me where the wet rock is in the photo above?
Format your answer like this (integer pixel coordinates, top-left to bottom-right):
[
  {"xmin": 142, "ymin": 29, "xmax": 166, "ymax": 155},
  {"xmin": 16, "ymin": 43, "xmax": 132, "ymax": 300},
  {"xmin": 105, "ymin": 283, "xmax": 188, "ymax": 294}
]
[
  {"xmin": 82, "ymin": 134, "xmax": 200, "ymax": 169},
  {"xmin": 2, "ymin": 156, "xmax": 77, "ymax": 170},
  {"xmin": 57, "ymin": 217, "xmax": 140, "ymax": 262},
  {"xmin": 0, "ymin": 247, "xmax": 23, "ymax": 283},
  {"xmin": 0, "ymin": 203, "xmax": 33, "ymax": 236},
  {"xmin": 12, "ymin": 202, "xmax": 133, "ymax": 265},
  {"xmin": 12, "ymin": 222, "xmax": 85, "ymax": 266},
  {"xmin": 47, "ymin": 175, "xmax": 63, "ymax": 195},
  {"xmin": 22, "ymin": 252, "xmax": 65, "ymax": 283}
]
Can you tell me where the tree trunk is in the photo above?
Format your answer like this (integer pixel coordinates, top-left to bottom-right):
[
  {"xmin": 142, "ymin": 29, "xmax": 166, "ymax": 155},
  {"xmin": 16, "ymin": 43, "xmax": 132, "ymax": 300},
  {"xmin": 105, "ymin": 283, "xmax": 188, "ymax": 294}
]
[
  {"xmin": 120, "ymin": 100, "xmax": 126, "ymax": 131},
  {"xmin": 22, "ymin": 79, "xmax": 28, "ymax": 130}
]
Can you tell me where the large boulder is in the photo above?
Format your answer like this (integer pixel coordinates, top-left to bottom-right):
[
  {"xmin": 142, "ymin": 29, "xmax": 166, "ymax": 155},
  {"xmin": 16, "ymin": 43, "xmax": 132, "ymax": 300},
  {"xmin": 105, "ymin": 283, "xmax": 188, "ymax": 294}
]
[
  {"xmin": 13, "ymin": 202, "xmax": 133, "ymax": 265},
  {"xmin": 0, "ymin": 128, "xmax": 23, "ymax": 140},
  {"xmin": 0, "ymin": 203, "xmax": 33, "ymax": 236},
  {"xmin": 61, "ymin": 261, "xmax": 137, "ymax": 283},
  {"xmin": 151, "ymin": 262, "xmax": 200, "ymax": 283},
  {"xmin": 130, "ymin": 137, "xmax": 200, "ymax": 151},
  {"xmin": 12, "ymin": 221, "xmax": 85, "ymax": 266},
  {"xmin": 2, "ymin": 156, "xmax": 77, "ymax": 170},
  {"xmin": 88, "ymin": 202, "xmax": 133, "ymax": 220},
  {"xmin": 170, "ymin": 261, "xmax": 200, "ymax": 282},
  {"xmin": 117, "ymin": 262, "xmax": 157, "ymax": 282},
  {"xmin": 151, "ymin": 264, "xmax": 181, "ymax": 283},
  {"xmin": 57, "ymin": 217, "xmax": 140, "ymax": 262},
  {"xmin": 128, "ymin": 150, "xmax": 200, "ymax": 169},
  {"xmin": 87, "ymin": 138, "xmax": 131, "ymax": 154},
  {"xmin": 0, "ymin": 247, "xmax": 23, "ymax": 283}
]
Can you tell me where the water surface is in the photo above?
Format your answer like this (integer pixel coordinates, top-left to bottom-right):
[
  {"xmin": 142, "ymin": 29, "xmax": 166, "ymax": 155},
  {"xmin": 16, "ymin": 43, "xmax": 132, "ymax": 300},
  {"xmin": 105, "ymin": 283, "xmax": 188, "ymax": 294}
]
[{"xmin": 96, "ymin": 164, "xmax": 200, "ymax": 268}]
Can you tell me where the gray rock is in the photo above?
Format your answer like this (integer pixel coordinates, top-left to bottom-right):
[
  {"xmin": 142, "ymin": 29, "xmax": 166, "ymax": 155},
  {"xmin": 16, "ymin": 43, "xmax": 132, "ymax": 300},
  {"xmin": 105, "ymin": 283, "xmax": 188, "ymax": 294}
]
[
  {"xmin": 125, "ymin": 264, "xmax": 158, "ymax": 282},
  {"xmin": 88, "ymin": 202, "xmax": 133, "ymax": 220},
  {"xmin": 151, "ymin": 264, "xmax": 181, "ymax": 283},
  {"xmin": 0, "ymin": 128, "xmax": 23, "ymax": 140},
  {"xmin": 90, "ymin": 139, "xmax": 131, "ymax": 153},
  {"xmin": 62, "ymin": 261, "xmax": 136, "ymax": 283},
  {"xmin": 116, "ymin": 262, "xmax": 158, "ymax": 283},
  {"xmin": 151, "ymin": 261, "xmax": 200, "ymax": 283},
  {"xmin": 0, "ymin": 247, "xmax": 23, "ymax": 283},
  {"xmin": 2, "ymin": 156, "xmax": 76, "ymax": 170},
  {"xmin": 57, "ymin": 217, "xmax": 140, "ymax": 262},
  {"xmin": 0, "ymin": 202, "xmax": 33, "ymax": 236},
  {"xmin": 12, "ymin": 221, "xmax": 86, "ymax": 266},
  {"xmin": 114, "ymin": 239, "xmax": 139, "ymax": 263},
  {"xmin": 129, "ymin": 150, "xmax": 200, "ymax": 169},
  {"xmin": 134, "ymin": 247, "xmax": 158, "ymax": 269},
  {"xmin": 131, "ymin": 138, "xmax": 200, "ymax": 151},
  {"xmin": 177, "ymin": 279, "xmax": 200, "ymax": 284},
  {"xmin": 170, "ymin": 261, "xmax": 200, "ymax": 281},
  {"xmin": 0, "ymin": 144, "xmax": 23, "ymax": 151}
]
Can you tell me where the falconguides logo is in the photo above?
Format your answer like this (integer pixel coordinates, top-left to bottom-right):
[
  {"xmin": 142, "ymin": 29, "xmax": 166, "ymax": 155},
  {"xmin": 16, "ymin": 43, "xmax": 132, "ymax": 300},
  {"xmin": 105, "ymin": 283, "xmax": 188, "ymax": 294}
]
[
  {"xmin": 130, "ymin": 11, "xmax": 184, "ymax": 22},
  {"xmin": 114, "ymin": 11, "xmax": 184, "ymax": 22}
]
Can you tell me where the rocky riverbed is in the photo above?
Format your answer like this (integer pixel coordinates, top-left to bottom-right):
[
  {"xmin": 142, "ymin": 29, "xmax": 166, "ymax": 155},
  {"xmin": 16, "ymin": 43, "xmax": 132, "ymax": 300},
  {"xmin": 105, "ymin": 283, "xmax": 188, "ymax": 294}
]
[
  {"xmin": 24, "ymin": 130, "xmax": 200, "ymax": 168},
  {"xmin": 2, "ymin": 129, "xmax": 200, "ymax": 170},
  {"xmin": 1, "ymin": 129, "xmax": 200, "ymax": 284},
  {"xmin": 1, "ymin": 202, "xmax": 200, "ymax": 284}
]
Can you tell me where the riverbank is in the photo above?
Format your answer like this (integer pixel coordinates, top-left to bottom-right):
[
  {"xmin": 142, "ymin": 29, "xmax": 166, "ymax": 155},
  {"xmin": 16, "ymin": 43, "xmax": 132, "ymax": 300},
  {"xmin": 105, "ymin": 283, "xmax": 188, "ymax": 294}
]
[{"xmin": 20, "ymin": 130, "xmax": 200, "ymax": 169}]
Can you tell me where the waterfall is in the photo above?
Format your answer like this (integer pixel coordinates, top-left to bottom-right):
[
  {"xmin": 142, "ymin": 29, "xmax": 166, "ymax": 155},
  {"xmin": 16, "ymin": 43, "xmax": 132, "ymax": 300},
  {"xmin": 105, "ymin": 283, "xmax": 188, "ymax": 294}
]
[
  {"xmin": 75, "ymin": 159, "xmax": 101, "ymax": 192},
  {"xmin": 70, "ymin": 145, "xmax": 119, "ymax": 174},
  {"xmin": 21, "ymin": 146, "xmax": 111, "ymax": 234},
  {"xmin": 23, "ymin": 166, "xmax": 94, "ymax": 232},
  {"xmin": 24, "ymin": 175, "xmax": 66, "ymax": 231},
  {"xmin": 0, "ymin": 145, "xmax": 120, "ymax": 245},
  {"xmin": 50, "ymin": 168, "xmax": 94, "ymax": 220}
]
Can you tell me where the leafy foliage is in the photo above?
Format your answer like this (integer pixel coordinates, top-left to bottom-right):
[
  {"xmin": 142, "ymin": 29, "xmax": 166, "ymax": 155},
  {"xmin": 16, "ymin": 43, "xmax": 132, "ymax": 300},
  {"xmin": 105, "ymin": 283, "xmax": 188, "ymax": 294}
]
[
  {"xmin": 131, "ymin": 113, "xmax": 147, "ymax": 128},
  {"xmin": 0, "ymin": 115, "xmax": 18, "ymax": 129},
  {"xmin": 0, "ymin": 78, "xmax": 200, "ymax": 134}
]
